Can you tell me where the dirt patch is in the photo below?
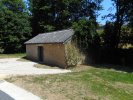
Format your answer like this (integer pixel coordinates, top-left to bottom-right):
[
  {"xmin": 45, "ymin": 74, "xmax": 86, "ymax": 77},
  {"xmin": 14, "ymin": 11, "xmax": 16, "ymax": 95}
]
[
  {"xmin": 7, "ymin": 76, "xmax": 98, "ymax": 100},
  {"xmin": 113, "ymin": 82, "xmax": 133, "ymax": 93},
  {"xmin": 70, "ymin": 65, "xmax": 93, "ymax": 72},
  {"xmin": 6, "ymin": 65, "xmax": 133, "ymax": 100}
]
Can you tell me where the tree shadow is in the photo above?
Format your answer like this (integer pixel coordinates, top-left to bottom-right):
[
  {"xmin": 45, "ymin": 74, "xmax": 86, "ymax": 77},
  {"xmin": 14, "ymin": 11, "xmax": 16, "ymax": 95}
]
[
  {"xmin": 21, "ymin": 56, "xmax": 60, "ymax": 68},
  {"xmin": 89, "ymin": 63, "xmax": 133, "ymax": 73}
]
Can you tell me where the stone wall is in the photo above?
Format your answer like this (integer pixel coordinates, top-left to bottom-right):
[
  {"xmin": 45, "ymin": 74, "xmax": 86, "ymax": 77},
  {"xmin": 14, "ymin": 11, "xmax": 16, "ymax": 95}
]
[{"xmin": 26, "ymin": 43, "xmax": 67, "ymax": 68}]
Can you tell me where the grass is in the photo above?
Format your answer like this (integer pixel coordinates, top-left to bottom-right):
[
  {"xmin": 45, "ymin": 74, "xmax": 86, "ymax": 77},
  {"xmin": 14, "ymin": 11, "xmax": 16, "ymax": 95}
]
[
  {"xmin": 0, "ymin": 53, "xmax": 26, "ymax": 58},
  {"xmin": 6, "ymin": 65, "xmax": 133, "ymax": 100}
]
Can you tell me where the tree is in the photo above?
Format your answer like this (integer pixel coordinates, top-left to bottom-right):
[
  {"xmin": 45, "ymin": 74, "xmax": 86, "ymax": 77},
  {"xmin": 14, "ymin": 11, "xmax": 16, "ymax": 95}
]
[
  {"xmin": 106, "ymin": 0, "xmax": 133, "ymax": 47},
  {"xmin": 110, "ymin": 0, "xmax": 127, "ymax": 48},
  {"xmin": 0, "ymin": 0, "xmax": 31, "ymax": 53},
  {"xmin": 101, "ymin": 0, "xmax": 133, "ymax": 65},
  {"xmin": 128, "ymin": 0, "xmax": 133, "ymax": 32},
  {"xmin": 29, "ymin": 0, "xmax": 103, "ymax": 34},
  {"xmin": 72, "ymin": 18, "xmax": 100, "ymax": 49},
  {"xmin": 103, "ymin": 21, "xmax": 117, "ymax": 48}
]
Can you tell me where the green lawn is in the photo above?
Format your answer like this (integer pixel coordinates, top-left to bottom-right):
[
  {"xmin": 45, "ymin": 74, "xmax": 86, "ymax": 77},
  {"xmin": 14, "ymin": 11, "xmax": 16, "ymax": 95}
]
[
  {"xmin": 0, "ymin": 53, "xmax": 26, "ymax": 58},
  {"xmin": 7, "ymin": 66, "xmax": 133, "ymax": 100}
]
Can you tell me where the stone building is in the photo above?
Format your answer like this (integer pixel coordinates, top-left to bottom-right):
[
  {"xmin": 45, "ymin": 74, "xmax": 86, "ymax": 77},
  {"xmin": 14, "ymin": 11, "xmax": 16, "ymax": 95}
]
[{"xmin": 25, "ymin": 29, "xmax": 74, "ymax": 68}]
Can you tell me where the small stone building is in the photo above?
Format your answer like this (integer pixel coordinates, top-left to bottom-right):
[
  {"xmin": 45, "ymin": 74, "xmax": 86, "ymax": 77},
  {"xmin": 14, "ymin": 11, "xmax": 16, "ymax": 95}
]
[{"xmin": 25, "ymin": 29, "xmax": 74, "ymax": 68}]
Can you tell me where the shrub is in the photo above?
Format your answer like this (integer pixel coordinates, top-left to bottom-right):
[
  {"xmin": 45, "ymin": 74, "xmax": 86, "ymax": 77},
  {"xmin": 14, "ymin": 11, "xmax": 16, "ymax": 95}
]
[{"xmin": 65, "ymin": 43, "xmax": 81, "ymax": 67}]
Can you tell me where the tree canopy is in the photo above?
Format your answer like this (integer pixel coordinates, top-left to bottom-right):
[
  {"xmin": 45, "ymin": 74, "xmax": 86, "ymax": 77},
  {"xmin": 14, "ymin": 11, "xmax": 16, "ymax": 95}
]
[
  {"xmin": 0, "ymin": 0, "xmax": 31, "ymax": 53},
  {"xmin": 29, "ymin": 0, "xmax": 103, "ymax": 34}
]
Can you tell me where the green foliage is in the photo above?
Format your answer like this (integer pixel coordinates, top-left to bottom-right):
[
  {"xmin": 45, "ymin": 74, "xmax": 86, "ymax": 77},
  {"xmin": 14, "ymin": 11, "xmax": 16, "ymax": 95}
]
[
  {"xmin": 121, "ymin": 26, "xmax": 133, "ymax": 45},
  {"xmin": 30, "ymin": 0, "xmax": 70, "ymax": 34},
  {"xmin": 103, "ymin": 0, "xmax": 133, "ymax": 48},
  {"xmin": 107, "ymin": 0, "xmax": 133, "ymax": 47},
  {"xmin": 102, "ymin": 21, "xmax": 118, "ymax": 48},
  {"xmin": 30, "ymin": 0, "xmax": 103, "ymax": 34},
  {"xmin": 0, "ymin": 53, "xmax": 26, "ymax": 58},
  {"xmin": 72, "ymin": 18, "xmax": 100, "ymax": 49},
  {"xmin": 0, "ymin": 0, "xmax": 103, "ymax": 54},
  {"xmin": 111, "ymin": 0, "xmax": 133, "ymax": 28},
  {"xmin": 0, "ymin": 0, "xmax": 31, "ymax": 53}
]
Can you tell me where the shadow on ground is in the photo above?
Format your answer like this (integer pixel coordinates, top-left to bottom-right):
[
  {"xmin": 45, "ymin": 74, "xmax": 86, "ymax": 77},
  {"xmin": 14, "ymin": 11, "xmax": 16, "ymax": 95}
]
[
  {"xmin": 23, "ymin": 56, "xmax": 133, "ymax": 72},
  {"xmin": 88, "ymin": 64, "xmax": 133, "ymax": 73},
  {"xmin": 20, "ymin": 56, "xmax": 62, "ymax": 69}
]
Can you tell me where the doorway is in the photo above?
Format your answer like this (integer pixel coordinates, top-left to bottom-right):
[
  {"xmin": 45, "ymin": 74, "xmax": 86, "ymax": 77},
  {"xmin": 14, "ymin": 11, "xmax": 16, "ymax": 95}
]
[{"xmin": 38, "ymin": 46, "xmax": 43, "ymax": 62}]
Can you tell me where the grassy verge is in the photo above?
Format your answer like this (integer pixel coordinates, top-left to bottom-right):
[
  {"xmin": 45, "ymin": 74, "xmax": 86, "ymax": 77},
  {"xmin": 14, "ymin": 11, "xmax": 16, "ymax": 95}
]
[
  {"xmin": 0, "ymin": 53, "xmax": 26, "ymax": 58},
  {"xmin": 6, "ymin": 65, "xmax": 133, "ymax": 100}
]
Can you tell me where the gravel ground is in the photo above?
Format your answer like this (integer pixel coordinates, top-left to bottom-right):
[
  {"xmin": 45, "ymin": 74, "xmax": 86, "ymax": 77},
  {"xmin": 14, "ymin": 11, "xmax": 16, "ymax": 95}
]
[{"xmin": 0, "ymin": 58, "xmax": 71, "ymax": 76}]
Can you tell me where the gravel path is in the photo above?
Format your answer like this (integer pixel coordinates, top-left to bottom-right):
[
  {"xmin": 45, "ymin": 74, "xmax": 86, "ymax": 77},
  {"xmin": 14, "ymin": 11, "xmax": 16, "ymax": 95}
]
[{"xmin": 0, "ymin": 58, "xmax": 71, "ymax": 76}]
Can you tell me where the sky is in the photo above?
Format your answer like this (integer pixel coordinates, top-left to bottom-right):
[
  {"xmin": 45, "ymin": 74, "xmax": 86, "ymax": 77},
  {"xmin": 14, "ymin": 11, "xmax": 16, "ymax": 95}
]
[{"xmin": 97, "ymin": 0, "xmax": 116, "ymax": 25}]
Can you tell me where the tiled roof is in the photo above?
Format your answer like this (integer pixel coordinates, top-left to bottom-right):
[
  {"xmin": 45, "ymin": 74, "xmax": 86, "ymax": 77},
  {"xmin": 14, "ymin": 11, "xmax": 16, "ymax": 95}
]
[{"xmin": 25, "ymin": 29, "xmax": 74, "ymax": 44}]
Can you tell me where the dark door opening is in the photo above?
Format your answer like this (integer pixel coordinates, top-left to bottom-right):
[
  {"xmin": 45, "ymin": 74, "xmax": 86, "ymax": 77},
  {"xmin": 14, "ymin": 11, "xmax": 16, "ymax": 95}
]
[{"xmin": 38, "ymin": 46, "xmax": 43, "ymax": 62}]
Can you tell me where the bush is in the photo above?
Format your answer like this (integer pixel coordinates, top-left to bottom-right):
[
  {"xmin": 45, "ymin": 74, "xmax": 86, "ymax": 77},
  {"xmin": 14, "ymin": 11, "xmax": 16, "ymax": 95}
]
[{"xmin": 65, "ymin": 43, "xmax": 81, "ymax": 67}]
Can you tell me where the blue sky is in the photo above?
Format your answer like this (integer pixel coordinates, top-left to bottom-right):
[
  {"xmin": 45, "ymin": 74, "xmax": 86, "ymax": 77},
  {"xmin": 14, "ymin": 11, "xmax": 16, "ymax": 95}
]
[{"xmin": 97, "ymin": 0, "xmax": 116, "ymax": 25}]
